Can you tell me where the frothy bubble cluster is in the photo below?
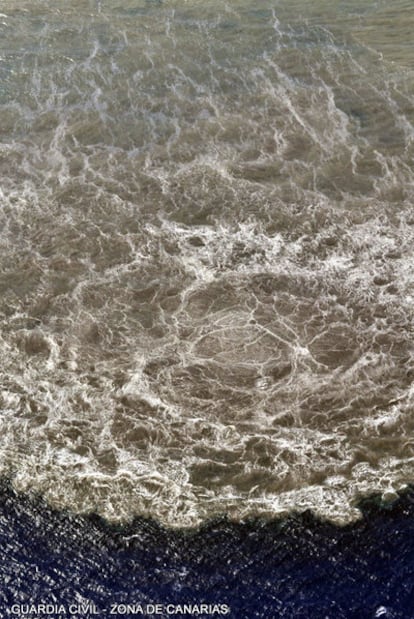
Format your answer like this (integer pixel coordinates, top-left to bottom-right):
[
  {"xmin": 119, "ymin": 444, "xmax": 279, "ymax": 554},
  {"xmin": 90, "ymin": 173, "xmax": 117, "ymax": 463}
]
[{"xmin": 0, "ymin": 0, "xmax": 414, "ymax": 526}]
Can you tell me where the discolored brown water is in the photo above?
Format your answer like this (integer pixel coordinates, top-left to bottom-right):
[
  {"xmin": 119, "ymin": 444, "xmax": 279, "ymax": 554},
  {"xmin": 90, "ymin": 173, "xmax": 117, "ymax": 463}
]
[{"xmin": 1, "ymin": 0, "xmax": 414, "ymax": 526}]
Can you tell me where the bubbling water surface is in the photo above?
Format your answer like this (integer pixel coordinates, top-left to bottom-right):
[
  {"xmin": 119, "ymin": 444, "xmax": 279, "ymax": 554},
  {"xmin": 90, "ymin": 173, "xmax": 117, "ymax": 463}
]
[{"xmin": 1, "ymin": 0, "xmax": 414, "ymax": 526}]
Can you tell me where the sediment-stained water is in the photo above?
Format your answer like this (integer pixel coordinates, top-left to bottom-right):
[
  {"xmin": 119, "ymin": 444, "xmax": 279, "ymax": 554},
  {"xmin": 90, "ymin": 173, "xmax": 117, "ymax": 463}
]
[{"xmin": 1, "ymin": 0, "xmax": 414, "ymax": 527}]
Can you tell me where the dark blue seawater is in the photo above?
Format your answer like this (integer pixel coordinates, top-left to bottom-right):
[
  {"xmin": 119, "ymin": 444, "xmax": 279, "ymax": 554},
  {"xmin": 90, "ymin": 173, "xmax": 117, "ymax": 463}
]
[{"xmin": 1, "ymin": 483, "xmax": 413, "ymax": 619}]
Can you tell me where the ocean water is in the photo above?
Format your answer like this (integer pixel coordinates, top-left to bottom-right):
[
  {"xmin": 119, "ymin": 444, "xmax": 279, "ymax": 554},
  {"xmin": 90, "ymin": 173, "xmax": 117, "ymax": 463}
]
[
  {"xmin": 1, "ymin": 483, "xmax": 414, "ymax": 619},
  {"xmin": 1, "ymin": 0, "xmax": 414, "ymax": 528}
]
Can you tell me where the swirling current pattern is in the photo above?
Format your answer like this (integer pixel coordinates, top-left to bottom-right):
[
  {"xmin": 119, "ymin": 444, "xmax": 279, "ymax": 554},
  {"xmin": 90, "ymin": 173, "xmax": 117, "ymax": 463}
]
[{"xmin": 0, "ymin": 0, "xmax": 414, "ymax": 526}]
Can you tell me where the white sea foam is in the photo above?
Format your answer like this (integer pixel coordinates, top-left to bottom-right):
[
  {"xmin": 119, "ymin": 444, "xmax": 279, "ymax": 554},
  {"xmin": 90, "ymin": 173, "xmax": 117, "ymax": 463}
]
[{"xmin": 0, "ymin": 0, "xmax": 414, "ymax": 527}]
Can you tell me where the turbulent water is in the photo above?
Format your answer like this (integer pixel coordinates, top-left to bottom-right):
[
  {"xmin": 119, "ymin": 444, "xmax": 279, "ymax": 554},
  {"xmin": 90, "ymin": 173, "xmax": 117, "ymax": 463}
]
[{"xmin": 1, "ymin": 0, "xmax": 414, "ymax": 528}]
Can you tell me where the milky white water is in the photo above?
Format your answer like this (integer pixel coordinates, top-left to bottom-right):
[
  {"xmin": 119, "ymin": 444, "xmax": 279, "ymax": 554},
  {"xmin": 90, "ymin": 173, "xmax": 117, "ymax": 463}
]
[{"xmin": 1, "ymin": 0, "xmax": 414, "ymax": 527}]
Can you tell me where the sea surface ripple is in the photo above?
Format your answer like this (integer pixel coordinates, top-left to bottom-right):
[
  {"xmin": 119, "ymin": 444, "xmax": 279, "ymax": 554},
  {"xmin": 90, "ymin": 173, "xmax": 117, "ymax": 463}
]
[{"xmin": 0, "ymin": 0, "xmax": 414, "ymax": 527}]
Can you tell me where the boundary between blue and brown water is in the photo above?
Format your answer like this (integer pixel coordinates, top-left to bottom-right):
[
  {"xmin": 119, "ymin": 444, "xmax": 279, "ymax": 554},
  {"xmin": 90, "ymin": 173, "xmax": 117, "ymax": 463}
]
[{"xmin": 0, "ymin": 480, "xmax": 413, "ymax": 619}]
